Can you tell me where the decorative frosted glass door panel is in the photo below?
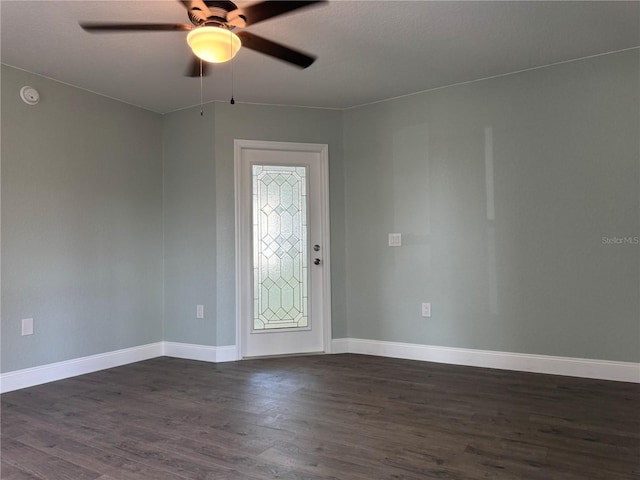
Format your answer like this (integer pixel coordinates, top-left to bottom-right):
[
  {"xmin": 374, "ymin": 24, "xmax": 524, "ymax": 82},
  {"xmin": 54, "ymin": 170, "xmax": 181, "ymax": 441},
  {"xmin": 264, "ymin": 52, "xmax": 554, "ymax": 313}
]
[
  {"xmin": 252, "ymin": 165, "xmax": 309, "ymax": 332},
  {"xmin": 236, "ymin": 140, "xmax": 331, "ymax": 358}
]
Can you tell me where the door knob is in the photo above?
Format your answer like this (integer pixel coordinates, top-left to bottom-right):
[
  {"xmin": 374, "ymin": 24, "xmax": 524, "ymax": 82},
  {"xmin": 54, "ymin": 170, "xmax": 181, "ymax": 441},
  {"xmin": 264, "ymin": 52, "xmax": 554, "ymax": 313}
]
[{"xmin": 314, "ymin": 258, "xmax": 322, "ymax": 265}]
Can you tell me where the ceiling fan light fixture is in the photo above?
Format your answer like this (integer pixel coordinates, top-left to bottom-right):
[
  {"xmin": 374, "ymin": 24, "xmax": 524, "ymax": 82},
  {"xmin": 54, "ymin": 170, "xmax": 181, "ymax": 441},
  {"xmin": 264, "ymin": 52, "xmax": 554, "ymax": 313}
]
[{"xmin": 187, "ymin": 26, "xmax": 241, "ymax": 63}]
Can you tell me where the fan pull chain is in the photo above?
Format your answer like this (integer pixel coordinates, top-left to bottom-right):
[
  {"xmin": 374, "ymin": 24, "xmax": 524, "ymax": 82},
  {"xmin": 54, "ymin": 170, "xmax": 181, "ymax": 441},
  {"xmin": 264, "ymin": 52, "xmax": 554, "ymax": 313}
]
[
  {"xmin": 230, "ymin": 29, "xmax": 235, "ymax": 105},
  {"xmin": 200, "ymin": 58, "xmax": 204, "ymax": 116},
  {"xmin": 230, "ymin": 60, "xmax": 235, "ymax": 105}
]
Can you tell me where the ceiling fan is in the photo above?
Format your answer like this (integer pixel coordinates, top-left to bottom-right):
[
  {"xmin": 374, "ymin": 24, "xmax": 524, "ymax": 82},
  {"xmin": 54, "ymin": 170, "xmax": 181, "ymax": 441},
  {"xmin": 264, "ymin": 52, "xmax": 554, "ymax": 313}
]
[{"xmin": 80, "ymin": 0, "xmax": 326, "ymax": 77}]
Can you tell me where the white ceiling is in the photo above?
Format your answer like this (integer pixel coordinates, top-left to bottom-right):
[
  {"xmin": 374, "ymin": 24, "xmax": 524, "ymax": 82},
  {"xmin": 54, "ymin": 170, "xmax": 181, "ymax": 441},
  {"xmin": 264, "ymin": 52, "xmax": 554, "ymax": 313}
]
[{"xmin": 2, "ymin": 1, "xmax": 639, "ymax": 114}]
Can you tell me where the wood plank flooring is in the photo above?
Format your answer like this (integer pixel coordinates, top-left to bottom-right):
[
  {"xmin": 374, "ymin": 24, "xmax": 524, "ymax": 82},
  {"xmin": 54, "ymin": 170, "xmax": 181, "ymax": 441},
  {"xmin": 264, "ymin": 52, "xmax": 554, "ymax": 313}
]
[{"xmin": 1, "ymin": 354, "xmax": 639, "ymax": 479}]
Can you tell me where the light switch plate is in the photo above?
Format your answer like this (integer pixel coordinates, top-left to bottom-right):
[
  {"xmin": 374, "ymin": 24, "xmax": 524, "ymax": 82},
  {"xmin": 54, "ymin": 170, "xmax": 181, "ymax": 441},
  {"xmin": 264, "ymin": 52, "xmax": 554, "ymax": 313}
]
[
  {"xmin": 22, "ymin": 318, "xmax": 34, "ymax": 336},
  {"xmin": 421, "ymin": 303, "xmax": 431, "ymax": 318},
  {"xmin": 196, "ymin": 305, "xmax": 204, "ymax": 319},
  {"xmin": 388, "ymin": 233, "xmax": 402, "ymax": 247}
]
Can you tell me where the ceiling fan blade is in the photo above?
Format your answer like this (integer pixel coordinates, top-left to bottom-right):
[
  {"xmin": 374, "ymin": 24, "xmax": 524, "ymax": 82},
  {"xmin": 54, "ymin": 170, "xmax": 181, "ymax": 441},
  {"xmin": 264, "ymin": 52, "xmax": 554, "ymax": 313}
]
[
  {"xmin": 186, "ymin": 55, "xmax": 210, "ymax": 77},
  {"xmin": 81, "ymin": 22, "xmax": 192, "ymax": 32},
  {"xmin": 228, "ymin": 1, "xmax": 326, "ymax": 27},
  {"xmin": 236, "ymin": 31, "xmax": 316, "ymax": 69}
]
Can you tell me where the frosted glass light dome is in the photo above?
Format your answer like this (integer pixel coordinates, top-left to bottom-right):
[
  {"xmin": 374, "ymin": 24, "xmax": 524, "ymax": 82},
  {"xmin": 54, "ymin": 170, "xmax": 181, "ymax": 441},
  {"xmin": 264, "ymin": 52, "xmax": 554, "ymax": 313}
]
[{"xmin": 187, "ymin": 26, "xmax": 241, "ymax": 63}]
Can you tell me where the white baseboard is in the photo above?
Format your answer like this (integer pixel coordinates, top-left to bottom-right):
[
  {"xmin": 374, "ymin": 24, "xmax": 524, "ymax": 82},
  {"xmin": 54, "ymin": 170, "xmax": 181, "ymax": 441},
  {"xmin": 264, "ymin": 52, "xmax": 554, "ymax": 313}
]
[
  {"xmin": 331, "ymin": 338, "xmax": 350, "ymax": 354},
  {"xmin": 332, "ymin": 338, "xmax": 640, "ymax": 383},
  {"xmin": 163, "ymin": 342, "xmax": 237, "ymax": 363},
  {"xmin": 3, "ymin": 339, "xmax": 636, "ymax": 393},
  {"xmin": 0, "ymin": 342, "xmax": 164, "ymax": 394},
  {"xmin": 0, "ymin": 341, "xmax": 239, "ymax": 393}
]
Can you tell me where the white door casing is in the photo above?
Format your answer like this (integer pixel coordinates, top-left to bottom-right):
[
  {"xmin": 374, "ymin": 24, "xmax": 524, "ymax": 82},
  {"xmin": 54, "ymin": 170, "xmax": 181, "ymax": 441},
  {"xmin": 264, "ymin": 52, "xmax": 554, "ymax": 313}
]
[{"xmin": 234, "ymin": 140, "xmax": 331, "ymax": 358}]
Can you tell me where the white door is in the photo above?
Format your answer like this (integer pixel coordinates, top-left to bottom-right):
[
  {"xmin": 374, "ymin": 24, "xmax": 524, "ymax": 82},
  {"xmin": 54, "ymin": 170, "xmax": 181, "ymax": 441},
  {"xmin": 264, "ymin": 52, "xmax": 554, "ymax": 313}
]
[{"xmin": 235, "ymin": 140, "xmax": 331, "ymax": 358}]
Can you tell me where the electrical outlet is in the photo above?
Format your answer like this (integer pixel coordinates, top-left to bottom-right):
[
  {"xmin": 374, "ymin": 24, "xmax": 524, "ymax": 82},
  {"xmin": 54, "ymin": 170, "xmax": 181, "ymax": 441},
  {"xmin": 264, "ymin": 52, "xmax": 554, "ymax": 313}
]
[
  {"xmin": 388, "ymin": 233, "xmax": 402, "ymax": 247},
  {"xmin": 22, "ymin": 318, "xmax": 34, "ymax": 336},
  {"xmin": 196, "ymin": 305, "xmax": 204, "ymax": 319},
  {"xmin": 421, "ymin": 303, "xmax": 431, "ymax": 318}
]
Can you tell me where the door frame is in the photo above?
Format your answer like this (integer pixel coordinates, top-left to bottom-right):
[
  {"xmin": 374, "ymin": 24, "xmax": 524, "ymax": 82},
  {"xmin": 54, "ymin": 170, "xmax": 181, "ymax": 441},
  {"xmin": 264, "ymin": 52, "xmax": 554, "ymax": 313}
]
[{"xmin": 234, "ymin": 139, "xmax": 332, "ymax": 360}]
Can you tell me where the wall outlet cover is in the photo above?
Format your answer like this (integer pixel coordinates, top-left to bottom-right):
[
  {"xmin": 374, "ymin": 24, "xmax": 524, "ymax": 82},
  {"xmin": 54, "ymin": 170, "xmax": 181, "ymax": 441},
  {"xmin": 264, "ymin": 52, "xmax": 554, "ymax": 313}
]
[
  {"xmin": 388, "ymin": 233, "xmax": 402, "ymax": 247},
  {"xmin": 22, "ymin": 318, "xmax": 34, "ymax": 336}
]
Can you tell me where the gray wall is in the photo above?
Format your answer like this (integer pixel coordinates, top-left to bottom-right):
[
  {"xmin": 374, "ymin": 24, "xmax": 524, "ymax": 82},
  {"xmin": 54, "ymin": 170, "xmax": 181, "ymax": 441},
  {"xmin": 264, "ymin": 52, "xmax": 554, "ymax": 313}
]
[
  {"xmin": 2, "ymin": 48, "xmax": 637, "ymax": 373},
  {"xmin": 162, "ymin": 102, "xmax": 346, "ymax": 346},
  {"xmin": 343, "ymin": 49, "xmax": 640, "ymax": 362},
  {"xmin": 162, "ymin": 106, "xmax": 217, "ymax": 345},
  {"xmin": 1, "ymin": 65, "xmax": 164, "ymax": 372}
]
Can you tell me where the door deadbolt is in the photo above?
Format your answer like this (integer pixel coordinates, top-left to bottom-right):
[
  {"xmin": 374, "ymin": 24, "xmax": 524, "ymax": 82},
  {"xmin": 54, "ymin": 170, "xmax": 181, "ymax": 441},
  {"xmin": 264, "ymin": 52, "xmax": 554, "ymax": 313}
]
[{"xmin": 313, "ymin": 244, "xmax": 321, "ymax": 251}]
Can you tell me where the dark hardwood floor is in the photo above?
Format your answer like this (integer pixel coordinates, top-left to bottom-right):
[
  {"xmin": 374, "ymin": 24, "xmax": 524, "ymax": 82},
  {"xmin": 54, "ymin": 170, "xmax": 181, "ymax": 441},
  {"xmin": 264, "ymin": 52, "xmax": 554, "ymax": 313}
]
[{"xmin": 1, "ymin": 354, "xmax": 639, "ymax": 479}]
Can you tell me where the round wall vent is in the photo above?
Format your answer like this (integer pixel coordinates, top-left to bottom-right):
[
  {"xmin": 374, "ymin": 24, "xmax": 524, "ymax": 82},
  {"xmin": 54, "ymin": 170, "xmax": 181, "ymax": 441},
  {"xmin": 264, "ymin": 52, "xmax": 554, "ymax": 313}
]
[{"xmin": 20, "ymin": 86, "xmax": 40, "ymax": 105}]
